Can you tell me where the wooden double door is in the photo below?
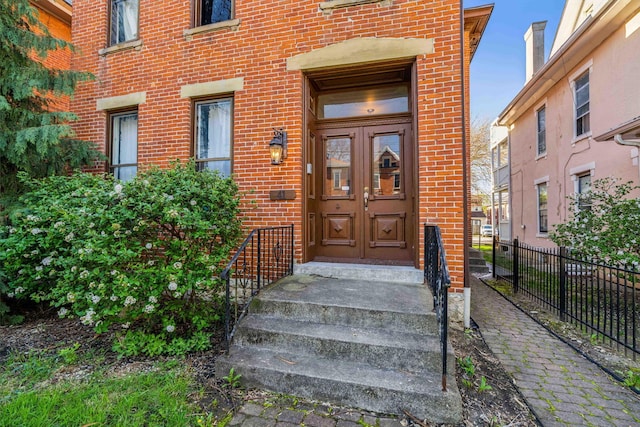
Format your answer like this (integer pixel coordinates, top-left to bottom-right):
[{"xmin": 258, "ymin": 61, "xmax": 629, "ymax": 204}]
[{"xmin": 310, "ymin": 121, "xmax": 414, "ymax": 263}]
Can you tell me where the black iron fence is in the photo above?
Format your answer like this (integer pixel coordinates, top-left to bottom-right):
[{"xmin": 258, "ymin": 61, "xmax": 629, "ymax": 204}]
[
  {"xmin": 221, "ymin": 225, "xmax": 294, "ymax": 349},
  {"xmin": 424, "ymin": 224, "xmax": 451, "ymax": 391},
  {"xmin": 493, "ymin": 238, "xmax": 639, "ymax": 356}
]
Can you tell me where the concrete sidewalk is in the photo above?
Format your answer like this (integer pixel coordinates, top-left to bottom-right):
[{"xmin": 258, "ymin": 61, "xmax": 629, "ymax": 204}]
[{"xmin": 471, "ymin": 275, "xmax": 640, "ymax": 426}]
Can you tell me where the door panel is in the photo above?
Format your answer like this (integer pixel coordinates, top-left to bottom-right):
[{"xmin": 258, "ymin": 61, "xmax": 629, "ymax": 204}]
[{"xmin": 315, "ymin": 123, "xmax": 413, "ymax": 262}]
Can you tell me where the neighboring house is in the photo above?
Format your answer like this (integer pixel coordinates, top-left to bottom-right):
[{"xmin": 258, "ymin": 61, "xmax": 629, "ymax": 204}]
[
  {"xmin": 490, "ymin": 121, "xmax": 510, "ymax": 241},
  {"xmin": 31, "ymin": 0, "xmax": 73, "ymax": 111},
  {"xmin": 496, "ymin": 0, "xmax": 640, "ymax": 248},
  {"xmin": 69, "ymin": 1, "xmax": 492, "ymax": 296}
]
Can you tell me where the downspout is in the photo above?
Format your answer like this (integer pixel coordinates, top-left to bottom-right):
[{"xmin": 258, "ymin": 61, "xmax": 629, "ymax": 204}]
[
  {"xmin": 615, "ymin": 135, "xmax": 640, "ymax": 182},
  {"xmin": 460, "ymin": 0, "xmax": 471, "ymax": 329},
  {"xmin": 614, "ymin": 134, "xmax": 640, "ymax": 147}
]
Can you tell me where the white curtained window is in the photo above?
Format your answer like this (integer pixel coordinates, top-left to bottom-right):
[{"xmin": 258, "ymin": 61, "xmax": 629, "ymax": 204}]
[
  {"xmin": 195, "ymin": 98, "xmax": 232, "ymax": 177},
  {"xmin": 110, "ymin": 0, "xmax": 139, "ymax": 45},
  {"xmin": 110, "ymin": 111, "xmax": 138, "ymax": 182}
]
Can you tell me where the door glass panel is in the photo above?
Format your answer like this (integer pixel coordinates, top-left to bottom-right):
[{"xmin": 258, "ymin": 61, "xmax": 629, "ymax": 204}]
[
  {"xmin": 325, "ymin": 137, "xmax": 351, "ymax": 197},
  {"xmin": 318, "ymin": 85, "xmax": 409, "ymax": 119},
  {"xmin": 372, "ymin": 133, "xmax": 401, "ymax": 195}
]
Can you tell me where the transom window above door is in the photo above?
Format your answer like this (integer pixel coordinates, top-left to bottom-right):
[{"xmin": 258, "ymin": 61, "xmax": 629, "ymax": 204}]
[{"xmin": 317, "ymin": 85, "xmax": 409, "ymax": 119}]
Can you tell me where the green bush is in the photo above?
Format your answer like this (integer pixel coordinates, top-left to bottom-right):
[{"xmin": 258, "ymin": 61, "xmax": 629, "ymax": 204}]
[
  {"xmin": 550, "ymin": 177, "xmax": 640, "ymax": 268},
  {"xmin": 0, "ymin": 161, "xmax": 242, "ymax": 355}
]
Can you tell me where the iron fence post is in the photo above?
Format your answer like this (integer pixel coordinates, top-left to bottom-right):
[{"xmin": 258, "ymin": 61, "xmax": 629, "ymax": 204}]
[
  {"xmin": 492, "ymin": 235, "xmax": 496, "ymax": 279},
  {"xmin": 559, "ymin": 246, "xmax": 567, "ymax": 321},
  {"xmin": 513, "ymin": 238, "xmax": 519, "ymax": 293}
]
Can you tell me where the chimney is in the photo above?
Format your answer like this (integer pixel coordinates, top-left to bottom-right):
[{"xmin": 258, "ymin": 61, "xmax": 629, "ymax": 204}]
[{"xmin": 524, "ymin": 21, "xmax": 547, "ymax": 82}]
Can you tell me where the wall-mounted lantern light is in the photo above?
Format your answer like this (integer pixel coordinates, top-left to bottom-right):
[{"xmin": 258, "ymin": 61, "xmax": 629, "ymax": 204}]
[{"xmin": 269, "ymin": 128, "xmax": 288, "ymax": 165}]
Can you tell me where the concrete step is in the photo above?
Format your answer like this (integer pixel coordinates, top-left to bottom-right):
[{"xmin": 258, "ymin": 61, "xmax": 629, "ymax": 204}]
[
  {"xmin": 216, "ymin": 346, "xmax": 462, "ymax": 424},
  {"xmin": 250, "ymin": 275, "xmax": 437, "ymax": 334},
  {"xmin": 294, "ymin": 262, "xmax": 423, "ymax": 284},
  {"xmin": 234, "ymin": 315, "xmax": 456, "ymax": 375},
  {"xmin": 469, "ymin": 257, "xmax": 487, "ymax": 266}
]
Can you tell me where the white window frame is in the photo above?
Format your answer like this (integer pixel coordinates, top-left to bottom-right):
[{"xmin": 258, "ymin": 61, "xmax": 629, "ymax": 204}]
[
  {"xmin": 194, "ymin": 97, "xmax": 233, "ymax": 177},
  {"xmin": 534, "ymin": 176, "xmax": 549, "ymax": 236},
  {"xmin": 570, "ymin": 162, "xmax": 595, "ymax": 211},
  {"xmin": 536, "ymin": 103, "xmax": 546, "ymax": 157},
  {"xmin": 569, "ymin": 59, "xmax": 593, "ymax": 142}
]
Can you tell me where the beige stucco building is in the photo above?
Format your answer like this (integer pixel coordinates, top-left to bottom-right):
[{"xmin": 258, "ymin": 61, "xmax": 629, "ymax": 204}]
[{"xmin": 495, "ymin": 0, "xmax": 640, "ymax": 248}]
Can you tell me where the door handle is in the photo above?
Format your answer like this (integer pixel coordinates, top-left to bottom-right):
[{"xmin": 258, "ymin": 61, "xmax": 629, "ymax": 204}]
[{"xmin": 363, "ymin": 187, "xmax": 369, "ymax": 211}]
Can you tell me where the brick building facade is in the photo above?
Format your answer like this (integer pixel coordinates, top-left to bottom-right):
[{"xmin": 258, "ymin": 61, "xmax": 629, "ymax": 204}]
[{"xmin": 70, "ymin": 0, "xmax": 490, "ymax": 293}]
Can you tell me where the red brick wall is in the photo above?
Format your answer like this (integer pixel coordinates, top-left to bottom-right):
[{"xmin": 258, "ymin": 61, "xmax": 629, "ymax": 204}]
[
  {"xmin": 32, "ymin": 2, "xmax": 72, "ymax": 111},
  {"xmin": 70, "ymin": 0, "xmax": 466, "ymax": 289}
]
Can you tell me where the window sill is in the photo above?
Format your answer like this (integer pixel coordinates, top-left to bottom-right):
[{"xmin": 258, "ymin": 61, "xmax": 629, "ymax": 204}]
[
  {"xmin": 184, "ymin": 19, "xmax": 241, "ymax": 39},
  {"xmin": 319, "ymin": 0, "xmax": 392, "ymax": 13},
  {"xmin": 98, "ymin": 39, "xmax": 143, "ymax": 56},
  {"xmin": 571, "ymin": 131, "xmax": 592, "ymax": 146},
  {"xmin": 535, "ymin": 153, "xmax": 547, "ymax": 161},
  {"xmin": 536, "ymin": 233, "xmax": 549, "ymax": 239}
]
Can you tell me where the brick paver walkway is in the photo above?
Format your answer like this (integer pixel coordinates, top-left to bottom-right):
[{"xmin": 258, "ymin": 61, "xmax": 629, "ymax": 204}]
[{"xmin": 471, "ymin": 276, "xmax": 640, "ymax": 426}]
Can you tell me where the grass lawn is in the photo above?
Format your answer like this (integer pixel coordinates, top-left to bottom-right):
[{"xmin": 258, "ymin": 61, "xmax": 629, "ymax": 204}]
[{"xmin": 0, "ymin": 348, "xmax": 219, "ymax": 427}]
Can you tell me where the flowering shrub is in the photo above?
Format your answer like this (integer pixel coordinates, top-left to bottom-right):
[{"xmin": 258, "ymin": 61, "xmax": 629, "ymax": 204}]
[
  {"xmin": 550, "ymin": 177, "xmax": 640, "ymax": 269},
  {"xmin": 0, "ymin": 161, "xmax": 242, "ymax": 355}
]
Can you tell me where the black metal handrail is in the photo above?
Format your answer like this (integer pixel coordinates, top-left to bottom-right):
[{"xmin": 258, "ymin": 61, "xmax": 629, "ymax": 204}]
[
  {"xmin": 493, "ymin": 238, "xmax": 639, "ymax": 356},
  {"xmin": 221, "ymin": 225, "xmax": 294, "ymax": 350},
  {"xmin": 424, "ymin": 224, "xmax": 451, "ymax": 391}
]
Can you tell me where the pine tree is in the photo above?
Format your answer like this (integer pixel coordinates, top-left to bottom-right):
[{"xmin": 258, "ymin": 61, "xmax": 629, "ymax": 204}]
[{"xmin": 0, "ymin": 0, "xmax": 99, "ymax": 216}]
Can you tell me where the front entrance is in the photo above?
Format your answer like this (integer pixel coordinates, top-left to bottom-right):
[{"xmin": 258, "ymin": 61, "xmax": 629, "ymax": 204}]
[{"xmin": 311, "ymin": 121, "xmax": 414, "ymax": 263}]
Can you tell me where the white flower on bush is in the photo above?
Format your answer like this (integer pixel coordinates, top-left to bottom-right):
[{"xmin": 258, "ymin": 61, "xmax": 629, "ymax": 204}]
[
  {"xmin": 114, "ymin": 183, "xmax": 123, "ymax": 194},
  {"xmin": 91, "ymin": 295, "xmax": 101, "ymax": 304},
  {"xmin": 166, "ymin": 194, "xmax": 174, "ymax": 201},
  {"xmin": 79, "ymin": 270, "xmax": 89, "ymax": 279},
  {"xmin": 147, "ymin": 260, "xmax": 155, "ymax": 266},
  {"xmin": 124, "ymin": 296, "xmax": 137, "ymax": 306},
  {"xmin": 168, "ymin": 281, "xmax": 178, "ymax": 291},
  {"xmin": 31, "ymin": 250, "xmax": 39, "ymax": 255},
  {"xmin": 65, "ymin": 232, "xmax": 75, "ymax": 242},
  {"xmin": 190, "ymin": 199, "xmax": 197, "ymax": 206},
  {"xmin": 6, "ymin": 292, "xmax": 14, "ymax": 298},
  {"xmin": 26, "ymin": 214, "xmax": 39, "ymax": 222},
  {"xmin": 80, "ymin": 309, "xmax": 95, "ymax": 326},
  {"xmin": 173, "ymin": 291, "xmax": 182, "ymax": 298},
  {"xmin": 14, "ymin": 287, "xmax": 25, "ymax": 295},
  {"xmin": 67, "ymin": 293, "xmax": 76, "ymax": 302},
  {"xmin": 9, "ymin": 227, "xmax": 16, "ymax": 234},
  {"xmin": 110, "ymin": 295, "xmax": 118, "ymax": 301},
  {"xmin": 173, "ymin": 262, "xmax": 183, "ymax": 269},
  {"xmin": 145, "ymin": 243, "xmax": 153, "ymax": 249},
  {"xmin": 41, "ymin": 256, "xmax": 53, "ymax": 266},
  {"xmin": 148, "ymin": 296, "xmax": 157, "ymax": 303},
  {"xmin": 31, "ymin": 228, "xmax": 42, "ymax": 235},
  {"xmin": 166, "ymin": 325, "xmax": 175, "ymax": 333},
  {"xmin": 110, "ymin": 270, "xmax": 118, "ymax": 276},
  {"xmin": 53, "ymin": 221, "xmax": 65, "ymax": 229},
  {"xmin": 168, "ymin": 209, "xmax": 179, "ymax": 218},
  {"xmin": 35, "ymin": 265, "xmax": 43, "ymax": 272},
  {"xmin": 58, "ymin": 307, "xmax": 68, "ymax": 317},
  {"xmin": 121, "ymin": 322, "xmax": 130, "ymax": 329},
  {"xmin": 143, "ymin": 304, "xmax": 155, "ymax": 313},
  {"xmin": 143, "ymin": 179, "xmax": 150, "ymax": 186},
  {"xmin": 71, "ymin": 266, "xmax": 77, "ymax": 273}
]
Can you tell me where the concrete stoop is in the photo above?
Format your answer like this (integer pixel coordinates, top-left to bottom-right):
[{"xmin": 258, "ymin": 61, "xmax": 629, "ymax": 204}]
[
  {"xmin": 468, "ymin": 247, "xmax": 490, "ymax": 274},
  {"xmin": 216, "ymin": 269, "xmax": 463, "ymax": 424}
]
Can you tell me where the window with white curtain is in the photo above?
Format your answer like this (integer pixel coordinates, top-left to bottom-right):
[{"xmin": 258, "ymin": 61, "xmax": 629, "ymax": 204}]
[
  {"xmin": 110, "ymin": 110, "xmax": 138, "ymax": 182},
  {"xmin": 195, "ymin": 98, "xmax": 232, "ymax": 176},
  {"xmin": 195, "ymin": 0, "xmax": 233, "ymax": 27},
  {"xmin": 110, "ymin": 0, "xmax": 139, "ymax": 45}
]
